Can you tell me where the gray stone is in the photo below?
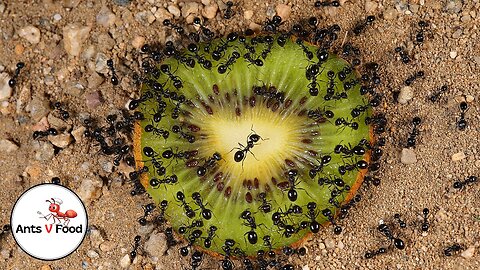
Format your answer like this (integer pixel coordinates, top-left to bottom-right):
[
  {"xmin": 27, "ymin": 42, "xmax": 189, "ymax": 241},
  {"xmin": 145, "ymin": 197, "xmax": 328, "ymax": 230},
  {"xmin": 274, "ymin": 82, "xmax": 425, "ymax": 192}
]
[
  {"xmin": 113, "ymin": 0, "xmax": 131, "ymax": 6},
  {"xmin": 33, "ymin": 141, "xmax": 55, "ymax": 161},
  {"xmin": 78, "ymin": 177, "xmax": 103, "ymax": 203},
  {"xmin": 145, "ymin": 232, "xmax": 168, "ymax": 258},
  {"xmin": 96, "ymin": 6, "xmax": 116, "ymax": 27},
  {"xmin": 85, "ymin": 91, "xmax": 103, "ymax": 109}
]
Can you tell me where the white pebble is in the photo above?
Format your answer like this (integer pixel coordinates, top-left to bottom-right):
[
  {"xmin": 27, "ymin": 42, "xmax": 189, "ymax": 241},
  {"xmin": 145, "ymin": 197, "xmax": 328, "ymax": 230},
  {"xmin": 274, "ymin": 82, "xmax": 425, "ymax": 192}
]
[
  {"xmin": 86, "ymin": 250, "xmax": 99, "ymax": 259},
  {"xmin": 18, "ymin": 25, "xmax": 41, "ymax": 44},
  {"xmin": 53, "ymin": 14, "xmax": 62, "ymax": 21},
  {"xmin": 398, "ymin": 86, "xmax": 413, "ymax": 104},
  {"xmin": 302, "ymin": 265, "xmax": 310, "ymax": 270},
  {"xmin": 450, "ymin": 51, "xmax": 457, "ymax": 59},
  {"xmin": 401, "ymin": 148, "xmax": 417, "ymax": 164},
  {"xmin": 96, "ymin": 6, "xmax": 116, "ymax": 27},
  {"xmin": 145, "ymin": 233, "xmax": 168, "ymax": 258},
  {"xmin": 0, "ymin": 73, "xmax": 12, "ymax": 101},
  {"xmin": 78, "ymin": 177, "xmax": 103, "ymax": 203},
  {"xmin": 324, "ymin": 238, "xmax": 335, "ymax": 249},
  {"xmin": 451, "ymin": 151, "xmax": 466, "ymax": 161}
]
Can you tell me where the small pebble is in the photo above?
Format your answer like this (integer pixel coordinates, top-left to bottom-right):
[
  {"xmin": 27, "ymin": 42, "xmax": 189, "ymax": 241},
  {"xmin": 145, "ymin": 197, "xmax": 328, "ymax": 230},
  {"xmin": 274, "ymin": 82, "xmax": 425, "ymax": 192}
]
[
  {"xmin": 383, "ymin": 8, "xmax": 397, "ymax": 20},
  {"xmin": 113, "ymin": 0, "xmax": 131, "ymax": 6},
  {"xmin": 40, "ymin": 265, "xmax": 52, "ymax": 270},
  {"xmin": 78, "ymin": 178, "xmax": 103, "ymax": 203},
  {"xmin": 398, "ymin": 86, "xmax": 414, "ymax": 104},
  {"xmin": 154, "ymin": 7, "xmax": 173, "ymax": 22},
  {"xmin": 88, "ymin": 226, "xmax": 105, "ymax": 248},
  {"xmin": 182, "ymin": 2, "xmax": 200, "ymax": 18},
  {"xmin": 144, "ymin": 233, "xmax": 168, "ymax": 258},
  {"xmin": 49, "ymin": 133, "xmax": 73, "ymax": 148},
  {"xmin": 319, "ymin": 242, "xmax": 326, "ymax": 249},
  {"xmin": 202, "ymin": 3, "xmax": 218, "ymax": 19},
  {"xmin": 119, "ymin": 254, "xmax": 131, "ymax": 268},
  {"xmin": 131, "ymin": 36, "xmax": 146, "ymax": 50},
  {"xmin": 452, "ymin": 28, "xmax": 463, "ymax": 39},
  {"xmin": 33, "ymin": 141, "xmax": 55, "ymax": 161},
  {"xmin": 18, "ymin": 25, "xmax": 41, "ymax": 44},
  {"xmin": 465, "ymin": 95, "xmax": 474, "ymax": 103},
  {"xmin": 100, "ymin": 241, "xmax": 115, "ymax": 252},
  {"xmin": 63, "ymin": 24, "xmax": 92, "ymax": 57},
  {"xmin": 86, "ymin": 250, "xmax": 99, "ymax": 259},
  {"xmin": 401, "ymin": 148, "xmax": 417, "ymax": 164},
  {"xmin": 450, "ymin": 51, "xmax": 457, "ymax": 59},
  {"xmin": 324, "ymin": 238, "xmax": 335, "ymax": 249},
  {"xmin": 275, "ymin": 4, "xmax": 291, "ymax": 20},
  {"xmin": 0, "ymin": 73, "xmax": 12, "ymax": 101},
  {"xmin": 0, "ymin": 139, "xmax": 19, "ymax": 153},
  {"xmin": 302, "ymin": 265, "xmax": 310, "ymax": 270},
  {"xmin": 460, "ymin": 246, "xmax": 475, "ymax": 259},
  {"xmin": 96, "ymin": 6, "xmax": 116, "ymax": 28},
  {"xmin": 451, "ymin": 151, "xmax": 466, "ymax": 161},
  {"xmin": 167, "ymin": 4, "xmax": 181, "ymax": 18},
  {"xmin": 337, "ymin": 241, "xmax": 345, "ymax": 249},
  {"xmin": 85, "ymin": 91, "xmax": 103, "ymax": 109},
  {"xmin": 71, "ymin": 126, "xmax": 86, "ymax": 142},
  {"xmin": 444, "ymin": 0, "xmax": 463, "ymax": 14},
  {"xmin": 27, "ymin": 96, "xmax": 50, "ymax": 122},
  {"xmin": 365, "ymin": 0, "xmax": 378, "ymax": 13},
  {"xmin": 0, "ymin": 248, "xmax": 11, "ymax": 259},
  {"xmin": 53, "ymin": 14, "xmax": 62, "ymax": 21},
  {"xmin": 244, "ymin": 10, "xmax": 253, "ymax": 20},
  {"xmin": 95, "ymin": 53, "xmax": 109, "ymax": 74}
]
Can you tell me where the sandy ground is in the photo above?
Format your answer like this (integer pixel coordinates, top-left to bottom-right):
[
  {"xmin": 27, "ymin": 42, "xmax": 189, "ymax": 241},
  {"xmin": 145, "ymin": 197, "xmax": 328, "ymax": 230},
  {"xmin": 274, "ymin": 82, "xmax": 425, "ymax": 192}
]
[{"xmin": 0, "ymin": 0, "xmax": 479, "ymax": 269}]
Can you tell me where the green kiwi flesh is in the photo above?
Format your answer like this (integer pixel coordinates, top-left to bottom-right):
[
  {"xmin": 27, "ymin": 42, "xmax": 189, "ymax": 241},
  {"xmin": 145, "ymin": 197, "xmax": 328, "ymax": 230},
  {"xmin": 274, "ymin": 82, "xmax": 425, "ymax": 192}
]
[{"xmin": 135, "ymin": 35, "xmax": 372, "ymax": 256}]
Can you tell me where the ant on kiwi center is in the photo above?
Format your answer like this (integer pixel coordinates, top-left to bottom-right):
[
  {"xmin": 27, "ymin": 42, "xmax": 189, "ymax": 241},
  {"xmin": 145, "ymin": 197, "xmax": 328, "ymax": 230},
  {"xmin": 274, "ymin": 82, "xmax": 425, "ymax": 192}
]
[{"xmin": 231, "ymin": 126, "xmax": 268, "ymax": 166}]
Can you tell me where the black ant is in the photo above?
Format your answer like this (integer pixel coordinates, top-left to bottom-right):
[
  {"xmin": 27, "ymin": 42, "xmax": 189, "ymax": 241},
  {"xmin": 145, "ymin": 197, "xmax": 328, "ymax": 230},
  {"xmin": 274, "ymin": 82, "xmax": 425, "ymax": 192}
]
[
  {"xmin": 244, "ymin": 52, "xmax": 264, "ymax": 67},
  {"xmin": 394, "ymin": 46, "xmax": 410, "ymax": 64},
  {"xmin": 172, "ymin": 125, "xmax": 195, "ymax": 143},
  {"xmin": 307, "ymin": 107, "xmax": 334, "ymax": 123},
  {"xmin": 321, "ymin": 208, "xmax": 342, "ymax": 235},
  {"xmin": 160, "ymin": 64, "xmax": 183, "ymax": 89},
  {"xmin": 364, "ymin": 247, "xmax": 387, "ymax": 259},
  {"xmin": 188, "ymin": 250, "xmax": 204, "ymax": 270},
  {"xmin": 232, "ymin": 129, "xmax": 263, "ymax": 164},
  {"xmin": 218, "ymin": 51, "xmax": 240, "ymax": 74},
  {"xmin": 405, "ymin": 70, "xmax": 424, "ymax": 86},
  {"xmin": 238, "ymin": 35, "xmax": 256, "ymax": 54},
  {"xmin": 164, "ymin": 227, "xmax": 178, "ymax": 254},
  {"xmin": 197, "ymin": 152, "xmax": 222, "ymax": 176},
  {"xmin": 145, "ymin": 121, "xmax": 169, "ymax": 139},
  {"xmin": 352, "ymin": 15, "xmax": 375, "ymax": 35},
  {"xmin": 187, "ymin": 41, "xmax": 213, "ymax": 70},
  {"xmin": 152, "ymin": 200, "xmax": 168, "ymax": 226},
  {"xmin": 393, "ymin": 213, "xmax": 407, "ymax": 229},
  {"xmin": 192, "ymin": 17, "xmax": 215, "ymax": 42},
  {"xmin": 406, "ymin": 116, "xmax": 421, "ymax": 147},
  {"xmin": 211, "ymin": 32, "xmax": 238, "ymax": 61},
  {"xmin": 220, "ymin": 239, "xmax": 236, "ymax": 270},
  {"xmin": 453, "ymin": 175, "xmax": 478, "ymax": 190},
  {"xmin": 257, "ymin": 192, "xmax": 272, "ymax": 213},
  {"xmin": 138, "ymin": 203, "xmax": 156, "ymax": 226},
  {"xmin": 128, "ymin": 91, "xmax": 153, "ymax": 110},
  {"xmin": 176, "ymin": 191, "xmax": 196, "ymax": 219},
  {"xmin": 53, "ymin": 102, "xmax": 70, "ymax": 120},
  {"xmin": 223, "ymin": 1, "xmax": 235, "ymax": 19},
  {"xmin": 113, "ymin": 144, "xmax": 131, "ymax": 166},
  {"xmin": 191, "ymin": 192, "xmax": 212, "ymax": 220},
  {"xmin": 306, "ymin": 63, "xmax": 322, "ymax": 96},
  {"xmin": 377, "ymin": 223, "xmax": 405, "ymax": 250},
  {"xmin": 314, "ymin": 1, "xmax": 340, "ymax": 7},
  {"xmin": 295, "ymin": 39, "xmax": 314, "ymax": 60},
  {"xmin": 203, "ymin": 225, "xmax": 217, "ymax": 248},
  {"xmin": 421, "ymin": 208, "xmax": 430, "ymax": 232},
  {"xmin": 106, "ymin": 59, "xmax": 119, "ymax": 85},
  {"xmin": 335, "ymin": 117, "xmax": 359, "ymax": 130},
  {"xmin": 33, "ymin": 128, "xmax": 58, "ymax": 140},
  {"xmin": 149, "ymin": 175, "xmax": 178, "ymax": 189},
  {"xmin": 456, "ymin": 101, "xmax": 468, "ymax": 130},
  {"xmin": 163, "ymin": 19, "xmax": 186, "ymax": 36},
  {"xmin": 8, "ymin": 62, "xmax": 25, "ymax": 87},
  {"xmin": 129, "ymin": 235, "xmax": 141, "ymax": 262},
  {"xmin": 414, "ymin": 20, "xmax": 430, "ymax": 45},
  {"xmin": 0, "ymin": 224, "xmax": 10, "ymax": 239},
  {"xmin": 51, "ymin": 177, "xmax": 61, "ymax": 185},
  {"xmin": 162, "ymin": 148, "xmax": 196, "ymax": 165},
  {"xmin": 351, "ymin": 104, "xmax": 371, "ymax": 119},
  {"xmin": 308, "ymin": 155, "xmax": 332, "ymax": 179},
  {"xmin": 260, "ymin": 36, "xmax": 274, "ymax": 59},
  {"xmin": 179, "ymin": 219, "xmax": 204, "ymax": 235},
  {"xmin": 264, "ymin": 15, "xmax": 283, "ymax": 33},
  {"xmin": 429, "ymin": 85, "xmax": 448, "ymax": 102},
  {"xmin": 240, "ymin": 210, "xmax": 258, "ymax": 244},
  {"xmin": 444, "ymin": 243, "xmax": 463, "ymax": 256},
  {"xmin": 305, "ymin": 202, "xmax": 321, "ymax": 233}
]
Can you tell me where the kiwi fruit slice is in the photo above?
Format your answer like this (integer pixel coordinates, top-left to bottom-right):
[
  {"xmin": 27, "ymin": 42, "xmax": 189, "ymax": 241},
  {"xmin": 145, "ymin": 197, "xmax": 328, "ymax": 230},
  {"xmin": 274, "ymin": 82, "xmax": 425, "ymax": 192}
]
[{"xmin": 132, "ymin": 33, "xmax": 373, "ymax": 256}]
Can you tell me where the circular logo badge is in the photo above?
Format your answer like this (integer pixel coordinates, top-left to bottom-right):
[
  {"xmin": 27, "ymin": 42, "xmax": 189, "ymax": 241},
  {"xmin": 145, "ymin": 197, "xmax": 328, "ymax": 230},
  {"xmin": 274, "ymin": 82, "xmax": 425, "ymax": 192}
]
[{"xmin": 10, "ymin": 183, "xmax": 88, "ymax": 260}]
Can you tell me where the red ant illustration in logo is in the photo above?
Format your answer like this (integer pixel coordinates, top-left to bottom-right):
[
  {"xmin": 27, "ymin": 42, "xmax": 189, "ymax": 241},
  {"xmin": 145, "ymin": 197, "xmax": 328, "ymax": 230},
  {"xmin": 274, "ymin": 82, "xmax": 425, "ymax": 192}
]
[{"xmin": 37, "ymin": 198, "xmax": 77, "ymax": 226}]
